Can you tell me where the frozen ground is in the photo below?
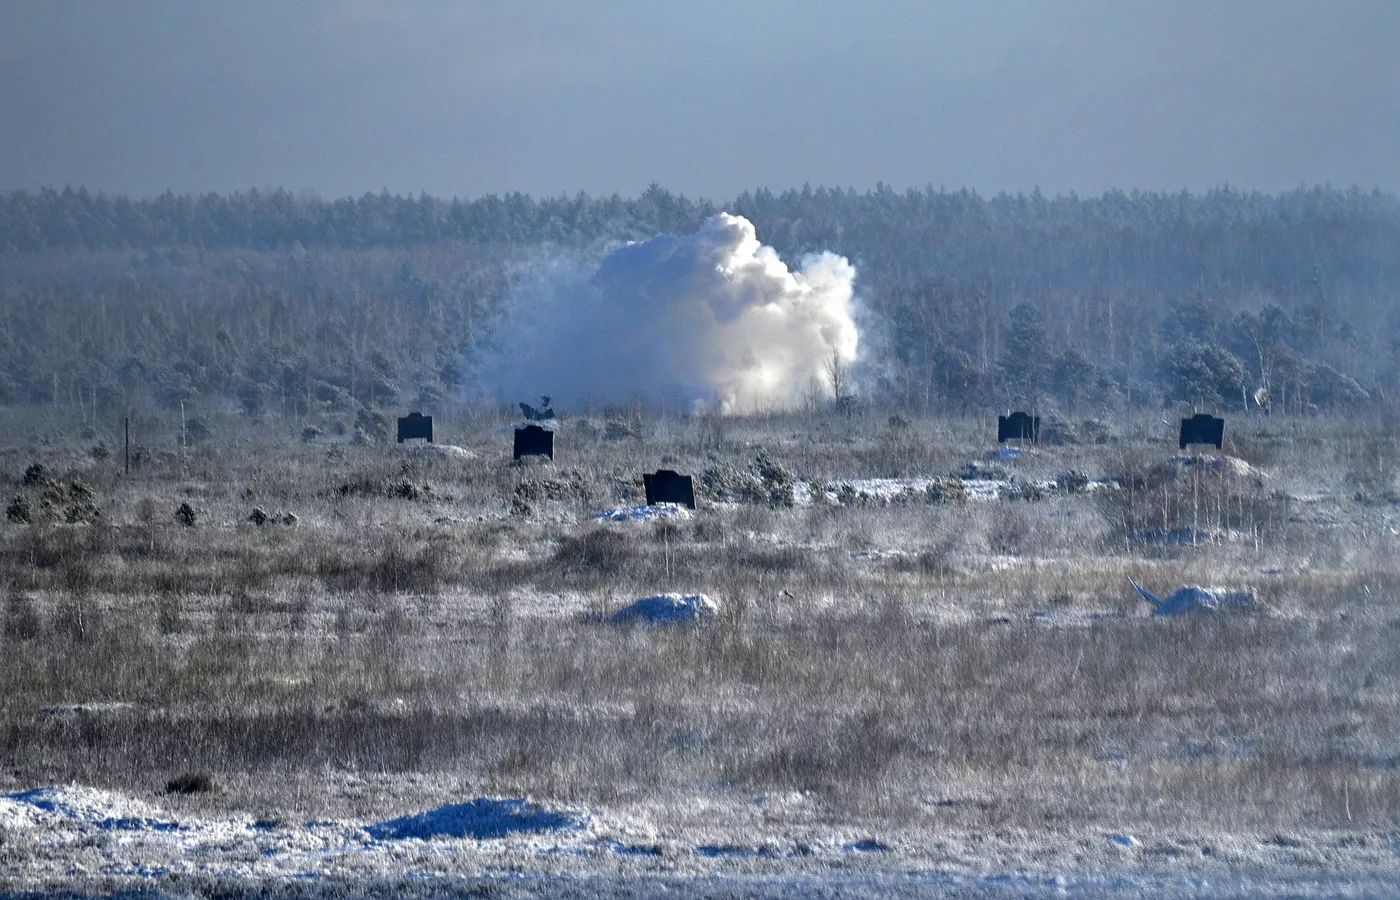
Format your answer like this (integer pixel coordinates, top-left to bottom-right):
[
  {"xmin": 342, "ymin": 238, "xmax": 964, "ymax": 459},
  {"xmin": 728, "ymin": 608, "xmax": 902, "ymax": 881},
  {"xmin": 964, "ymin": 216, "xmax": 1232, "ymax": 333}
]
[{"xmin": 2, "ymin": 785, "xmax": 1399, "ymax": 896}]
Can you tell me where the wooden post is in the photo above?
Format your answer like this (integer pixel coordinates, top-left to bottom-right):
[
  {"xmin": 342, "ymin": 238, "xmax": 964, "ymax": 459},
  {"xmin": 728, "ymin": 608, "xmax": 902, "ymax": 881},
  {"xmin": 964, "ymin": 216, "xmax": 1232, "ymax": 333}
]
[{"xmin": 124, "ymin": 417, "xmax": 130, "ymax": 476}]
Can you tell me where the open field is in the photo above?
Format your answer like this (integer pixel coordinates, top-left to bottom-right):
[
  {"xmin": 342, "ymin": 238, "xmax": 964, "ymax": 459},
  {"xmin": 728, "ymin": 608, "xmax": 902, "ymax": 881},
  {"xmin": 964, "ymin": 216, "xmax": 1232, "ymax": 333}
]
[{"xmin": 2, "ymin": 405, "xmax": 1399, "ymax": 893}]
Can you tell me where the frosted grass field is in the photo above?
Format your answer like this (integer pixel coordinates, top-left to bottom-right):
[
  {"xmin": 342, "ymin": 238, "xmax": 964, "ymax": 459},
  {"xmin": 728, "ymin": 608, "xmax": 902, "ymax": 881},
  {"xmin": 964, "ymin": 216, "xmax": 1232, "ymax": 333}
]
[{"xmin": 2, "ymin": 409, "xmax": 1399, "ymax": 894}]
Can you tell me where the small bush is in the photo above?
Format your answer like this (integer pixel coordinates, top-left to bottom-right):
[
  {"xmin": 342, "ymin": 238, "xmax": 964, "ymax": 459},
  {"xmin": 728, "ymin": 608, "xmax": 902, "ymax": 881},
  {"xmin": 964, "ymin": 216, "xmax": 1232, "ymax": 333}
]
[
  {"xmin": 63, "ymin": 497, "xmax": 101, "ymax": 523},
  {"xmin": 4, "ymin": 594, "xmax": 42, "ymax": 640},
  {"xmin": 317, "ymin": 539, "xmax": 453, "ymax": 595},
  {"xmin": 388, "ymin": 481, "xmax": 430, "ymax": 500},
  {"xmin": 157, "ymin": 594, "xmax": 185, "ymax": 635},
  {"xmin": 917, "ymin": 547, "xmax": 954, "ymax": 577},
  {"xmin": 1055, "ymin": 470, "xmax": 1091, "ymax": 494},
  {"xmin": 185, "ymin": 417, "xmax": 212, "ymax": 444},
  {"xmin": 1345, "ymin": 435, "xmax": 1399, "ymax": 503},
  {"xmin": 354, "ymin": 409, "xmax": 390, "ymax": 443},
  {"xmin": 987, "ymin": 506, "xmax": 1032, "ymax": 555},
  {"xmin": 6, "ymin": 494, "xmax": 31, "ymax": 523},
  {"xmin": 1040, "ymin": 418, "xmax": 1077, "ymax": 445},
  {"xmin": 1002, "ymin": 480, "xmax": 1046, "ymax": 502},
  {"xmin": 1080, "ymin": 418, "xmax": 1111, "ymax": 443},
  {"xmin": 165, "ymin": 771, "xmax": 214, "ymax": 794},
  {"xmin": 553, "ymin": 528, "xmax": 635, "ymax": 577},
  {"xmin": 52, "ymin": 598, "xmax": 92, "ymax": 642},
  {"xmin": 176, "ymin": 502, "xmax": 197, "ymax": 527},
  {"xmin": 924, "ymin": 477, "xmax": 967, "ymax": 504},
  {"xmin": 514, "ymin": 471, "xmax": 593, "ymax": 506},
  {"xmin": 604, "ymin": 420, "xmax": 635, "ymax": 440}
]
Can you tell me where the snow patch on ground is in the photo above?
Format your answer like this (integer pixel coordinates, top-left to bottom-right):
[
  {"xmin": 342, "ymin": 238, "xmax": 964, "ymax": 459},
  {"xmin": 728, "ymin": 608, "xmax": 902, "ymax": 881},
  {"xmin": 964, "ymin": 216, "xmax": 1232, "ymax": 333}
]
[
  {"xmin": 366, "ymin": 798, "xmax": 586, "ymax": 840},
  {"xmin": 399, "ymin": 443, "xmax": 475, "ymax": 460},
  {"xmin": 1131, "ymin": 580, "xmax": 1255, "ymax": 615},
  {"xmin": 797, "ymin": 477, "xmax": 1010, "ymax": 503},
  {"xmin": 0, "ymin": 785, "xmax": 605, "ymax": 884},
  {"xmin": 593, "ymin": 504, "xmax": 693, "ymax": 522},
  {"xmin": 7, "ymin": 785, "xmax": 178, "ymax": 831},
  {"xmin": 612, "ymin": 593, "xmax": 718, "ymax": 625},
  {"xmin": 4, "ymin": 785, "xmax": 1400, "ymax": 892},
  {"xmin": 1167, "ymin": 454, "xmax": 1267, "ymax": 479},
  {"xmin": 0, "ymin": 795, "xmax": 61, "ymax": 829}
]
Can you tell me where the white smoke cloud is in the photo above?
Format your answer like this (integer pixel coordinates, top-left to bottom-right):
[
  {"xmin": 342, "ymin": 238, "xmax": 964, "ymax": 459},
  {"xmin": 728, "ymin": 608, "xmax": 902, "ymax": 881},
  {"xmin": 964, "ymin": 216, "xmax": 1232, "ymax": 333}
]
[{"xmin": 484, "ymin": 213, "xmax": 859, "ymax": 413}]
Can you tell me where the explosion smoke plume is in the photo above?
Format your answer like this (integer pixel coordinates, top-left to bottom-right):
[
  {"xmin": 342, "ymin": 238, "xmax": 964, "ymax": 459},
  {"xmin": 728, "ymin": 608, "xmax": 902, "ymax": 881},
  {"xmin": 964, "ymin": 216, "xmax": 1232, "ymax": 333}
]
[{"xmin": 489, "ymin": 213, "xmax": 859, "ymax": 413}]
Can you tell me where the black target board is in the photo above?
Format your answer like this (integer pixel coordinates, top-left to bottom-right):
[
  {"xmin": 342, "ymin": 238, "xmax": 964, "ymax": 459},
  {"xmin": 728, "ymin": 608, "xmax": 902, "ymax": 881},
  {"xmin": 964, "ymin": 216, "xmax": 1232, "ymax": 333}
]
[
  {"xmin": 513, "ymin": 425, "xmax": 554, "ymax": 460},
  {"xmin": 643, "ymin": 469, "xmax": 696, "ymax": 509},
  {"xmin": 997, "ymin": 411, "xmax": 1040, "ymax": 443},
  {"xmin": 1178, "ymin": 414, "xmax": 1224, "ymax": 450},
  {"xmin": 396, "ymin": 412, "xmax": 434, "ymax": 443}
]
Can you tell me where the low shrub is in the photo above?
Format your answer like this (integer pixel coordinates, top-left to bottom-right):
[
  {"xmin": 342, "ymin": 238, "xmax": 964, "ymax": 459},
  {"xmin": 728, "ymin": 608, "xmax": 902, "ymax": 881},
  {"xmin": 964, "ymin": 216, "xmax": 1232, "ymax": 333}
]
[{"xmin": 165, "ymin": 771, "xmax": 215, "ymax": 794}]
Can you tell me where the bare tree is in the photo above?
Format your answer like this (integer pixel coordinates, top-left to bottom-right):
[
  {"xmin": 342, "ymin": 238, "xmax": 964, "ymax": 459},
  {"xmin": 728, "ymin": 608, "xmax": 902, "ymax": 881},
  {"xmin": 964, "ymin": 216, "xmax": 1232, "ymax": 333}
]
[{"xmin": 825, "ymin": 348, "xmax": 848, "ymax": 402}]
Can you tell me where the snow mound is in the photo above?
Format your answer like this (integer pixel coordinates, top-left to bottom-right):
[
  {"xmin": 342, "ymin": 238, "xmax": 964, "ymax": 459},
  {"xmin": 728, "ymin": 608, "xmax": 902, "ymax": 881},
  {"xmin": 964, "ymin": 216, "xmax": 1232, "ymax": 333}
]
[
  {"xmin": 400, "ymin": 443, "xmax": 475, "ymax": 460},
  {"xmin": 592, "ymin": 504, "xmax": 692, "ymax": 522},
  {"xmin": 961, "ymin": 478, "xmax": 1003, "ymax": 499},
  {"xmin": 612, "ymin": 593, "xmax": 718, "ymax": 625},
  {"xmin": 365, "ymin": 798, "xmax": 585, "ymax": 841},
  {"xmin": 5, "ymin": 786, "xmax": 179, "ymax": 831},
  {"xmin": 1130, "ymin": 579, "xmax": 1254, "ymax": 615},
  {"xmin": 801, "ymin": 476, "xmax": 1005, "ymax": 504},
  {"xmin": 0, "ymin": 796, "xmax": 60, "ymax": 829},
  {"xmin": 41, "ymin": 701, "xmax": 135, "ymax": 716},
  {"xmin": 1168, "ymin": 455, "xmax": 1266, "ymax": 479}
]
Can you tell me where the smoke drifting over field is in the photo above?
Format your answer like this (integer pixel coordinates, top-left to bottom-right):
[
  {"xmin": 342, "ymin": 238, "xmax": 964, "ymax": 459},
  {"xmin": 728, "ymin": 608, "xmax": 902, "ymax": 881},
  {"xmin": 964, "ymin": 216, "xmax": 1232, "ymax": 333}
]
[{"xmin": 487, "ymin": 213, "xmax": 859, "ymax": 413}]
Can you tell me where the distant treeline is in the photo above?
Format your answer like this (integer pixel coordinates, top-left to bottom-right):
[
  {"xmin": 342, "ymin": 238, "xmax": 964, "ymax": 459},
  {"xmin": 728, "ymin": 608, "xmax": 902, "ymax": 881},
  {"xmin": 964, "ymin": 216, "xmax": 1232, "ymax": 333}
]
[
  {"xmin": 6, "ymin": 183, "xmax": 1400, "ymax": 290},
  {"xmin": 2, "ymin": 183, "xmax": 1399, "ymax": 425}
]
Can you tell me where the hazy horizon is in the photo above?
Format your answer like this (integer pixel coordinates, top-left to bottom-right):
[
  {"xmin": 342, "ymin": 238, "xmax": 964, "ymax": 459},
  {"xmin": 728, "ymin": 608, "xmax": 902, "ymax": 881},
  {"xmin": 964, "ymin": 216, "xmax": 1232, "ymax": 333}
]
[{"xmin": 2, "ymin": 1, "xmax": 1397, "ymax": 200}]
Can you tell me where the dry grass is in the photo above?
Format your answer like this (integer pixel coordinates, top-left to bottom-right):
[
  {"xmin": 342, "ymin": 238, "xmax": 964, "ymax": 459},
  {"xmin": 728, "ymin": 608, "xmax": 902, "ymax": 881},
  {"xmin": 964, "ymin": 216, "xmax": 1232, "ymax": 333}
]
[{"xmin": 0, "ymin": 404, "xmax": 1397, "ymax": 834}]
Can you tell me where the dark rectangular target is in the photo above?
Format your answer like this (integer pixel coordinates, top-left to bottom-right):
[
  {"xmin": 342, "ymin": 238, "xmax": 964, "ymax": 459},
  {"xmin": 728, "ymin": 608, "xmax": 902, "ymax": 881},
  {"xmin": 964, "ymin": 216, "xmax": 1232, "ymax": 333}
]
[
  {"xmin": 643, "ymin": 470, "xmax": 696, "ymax": 509},
  {"xmin": 513, "ymin": 424, "xmax": 554, "ymax": 460},
  {"xmin": 997, "ymin": 411, "xmax": 1040, "ymax": 443},
  {"xmin": 1178, "ymin": 414, "xmax": 1224, "ymax": 450},
  {"xmin": 396, "ymin": 412, "xmax": 433, "ymax": 443}
]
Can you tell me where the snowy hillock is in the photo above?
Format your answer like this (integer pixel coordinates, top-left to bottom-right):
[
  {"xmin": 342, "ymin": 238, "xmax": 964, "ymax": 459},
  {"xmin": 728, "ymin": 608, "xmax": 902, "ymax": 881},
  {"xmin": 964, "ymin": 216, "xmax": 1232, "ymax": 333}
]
[
  {"xmin": 611, "ymin": 593, "xmax": 718, "ymax": 625},
  {"xmin": 366, "ymin": 798, "xmax": 586, "ymax": 840},
  {"xmin": 592, "ymin": 504, "xmax": 692, "ymax": 523}
]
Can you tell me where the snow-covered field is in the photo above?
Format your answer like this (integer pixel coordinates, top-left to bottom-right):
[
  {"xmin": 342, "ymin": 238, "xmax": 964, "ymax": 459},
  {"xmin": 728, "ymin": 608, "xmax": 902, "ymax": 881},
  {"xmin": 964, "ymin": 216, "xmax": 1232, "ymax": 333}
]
[
  {"xmin": 3, "ymin": 784, "xmax": 1399, "ymax": 896},
  {"xmin": 4, "ymin": 423, "xmax": 1400, "ymax": 897}
]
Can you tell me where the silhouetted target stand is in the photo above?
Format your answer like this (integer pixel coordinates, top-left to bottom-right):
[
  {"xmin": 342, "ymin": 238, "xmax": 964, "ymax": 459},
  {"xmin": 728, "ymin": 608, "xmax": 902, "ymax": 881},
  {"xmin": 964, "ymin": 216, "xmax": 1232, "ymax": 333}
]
[
  {"xmin": 513, "ymin": 424, "xmax": 554, "ymax": 461},
  {"xmin": 644, "ymin": 470, "xmax": 696, "ymax": 509},
  {"xmin": 1178, "ymin": 414, "xmax": 1225, "ymax": 451},
  {"xmin": 397, "ymin": 412, "xmax": 433, "ymax": 443},
  {"xmin": 997, "ymin": 411, "xmax": 1040, "ymax": 444}
]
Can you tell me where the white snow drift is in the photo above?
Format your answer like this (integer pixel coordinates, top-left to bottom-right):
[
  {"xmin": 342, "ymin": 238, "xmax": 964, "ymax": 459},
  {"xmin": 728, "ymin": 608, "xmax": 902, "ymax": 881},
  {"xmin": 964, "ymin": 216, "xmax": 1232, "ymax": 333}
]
[
  {"xmin": 366, "ymin": 798, "xmax": 586, "ymax": 840},
  {"xmin": 1130, "ymin": 579, "xmax": 1254, "ymax": 615},
  {"xmin": 612, "ymin": 593, "xmax": 719, "ymax": 625}
]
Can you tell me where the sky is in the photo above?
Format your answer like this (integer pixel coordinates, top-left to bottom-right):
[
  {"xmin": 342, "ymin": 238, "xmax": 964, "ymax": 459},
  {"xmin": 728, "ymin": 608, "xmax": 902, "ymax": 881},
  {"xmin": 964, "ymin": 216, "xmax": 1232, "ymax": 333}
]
[{"xmin": 1, "ymin": 0, "xmax": 1397, "ymax": 200}]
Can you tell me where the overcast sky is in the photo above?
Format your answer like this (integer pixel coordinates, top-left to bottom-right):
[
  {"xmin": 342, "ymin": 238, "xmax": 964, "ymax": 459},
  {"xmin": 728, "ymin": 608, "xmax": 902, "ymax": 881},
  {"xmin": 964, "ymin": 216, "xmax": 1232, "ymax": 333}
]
[{"xmin": 1, "ymin": 0, "xmax": 1397, "ymax": 200}]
